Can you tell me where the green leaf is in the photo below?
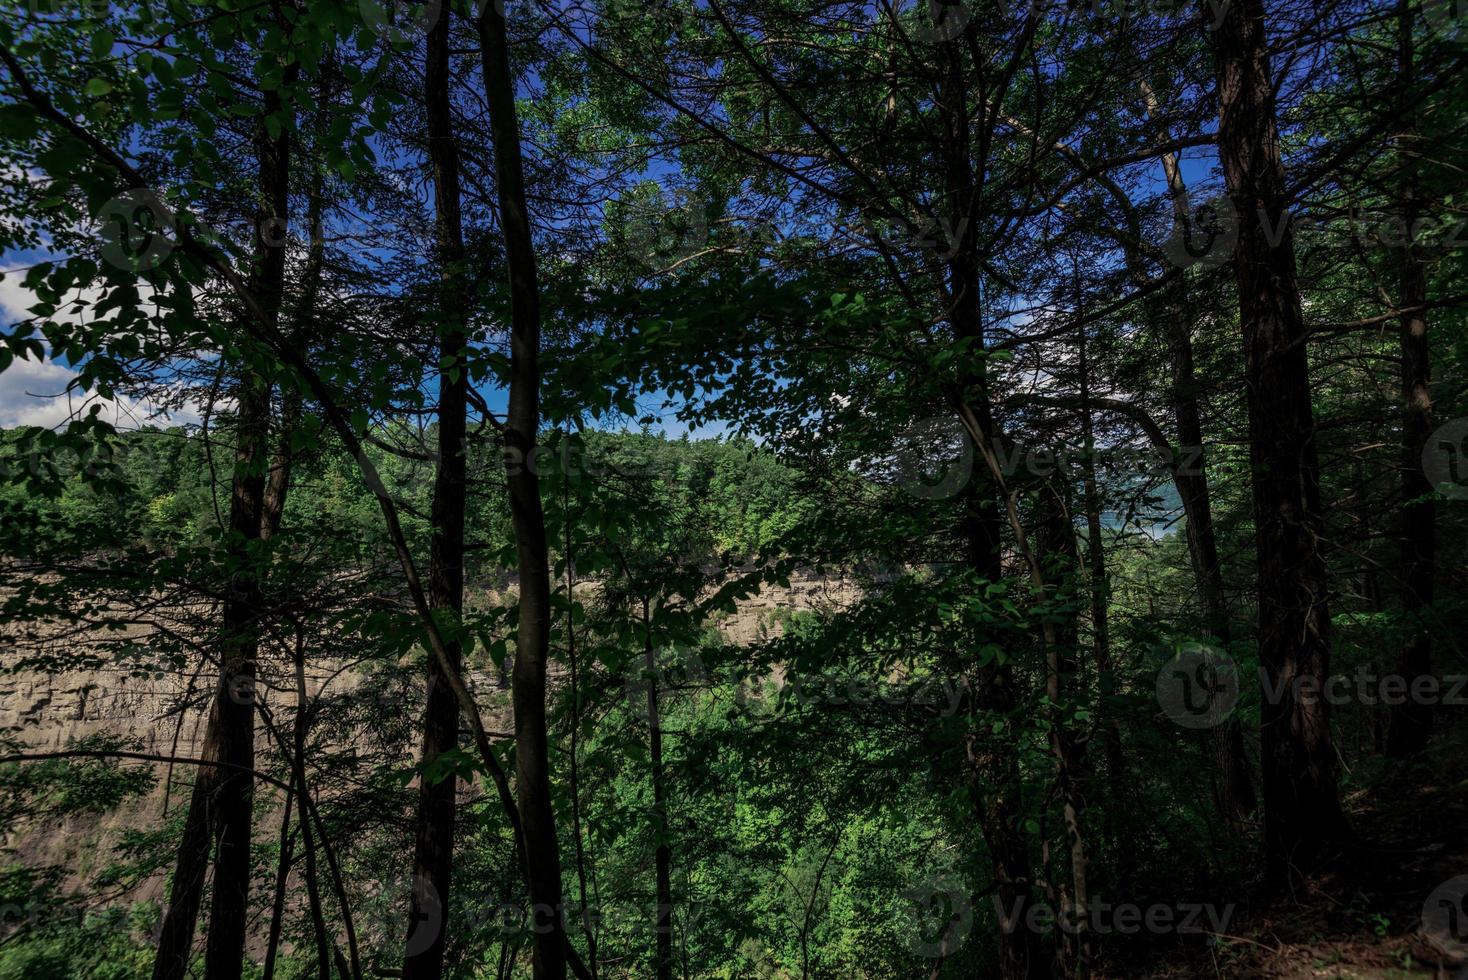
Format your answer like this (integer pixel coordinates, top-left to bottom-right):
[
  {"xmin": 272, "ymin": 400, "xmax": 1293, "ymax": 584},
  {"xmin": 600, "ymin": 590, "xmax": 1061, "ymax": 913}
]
[{"xmin": 0, "ymin": 104, "xmax": 39, "ymax": 140}]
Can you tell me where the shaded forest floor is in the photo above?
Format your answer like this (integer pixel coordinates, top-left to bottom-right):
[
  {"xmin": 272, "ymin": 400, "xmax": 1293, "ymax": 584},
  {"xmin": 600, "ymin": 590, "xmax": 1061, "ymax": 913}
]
[{"xmin": 1103, "ymin": 726, "xmax": 1468, "ymax": 978}]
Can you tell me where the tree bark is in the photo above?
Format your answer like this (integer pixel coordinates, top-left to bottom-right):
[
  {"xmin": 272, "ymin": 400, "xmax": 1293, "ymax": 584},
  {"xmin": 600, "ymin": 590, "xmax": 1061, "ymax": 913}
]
[
  {"xmin": 1208, "ymin": 0, "xmax": 1348, "ymax": 878},
  {"xmin": 151, "ymin": 52, "xmax": 292, "ymax": 980},
  {"xmin": 963, "ymin": 676, "xmax": 1044, "ymax": 980},
  {"xmin": 151, "ymin": 705, "xmax": 222, "ymax": 980},
  {"xmin": 260, "ymin": 778, "xmax": 293, "ymax": 980},
  {"xmin": 939, "ymin": 33, "xmax": 1045, "ymax": 980},
  {"xmin": 200, "ymin": 52, "xmax": 298, "ymax": 976},
  {"xmin": 1036, "ymin": 486, "xmax": 1090, "ymax": 979},
  {"xmin": 1074, "ymin": 321, "xmax": 1133, "ymax": 886},
  {"xmin": 290, "ymin": 632, "xmax": 334, "ymax": 980},
  {"xmin": 260, "ymin": 387, "xmax": 300, "ymax": 544},
  {"xmin": 402, "ymin": 10, "xmax": 468, "ymax": 979},
  {"xmin": 1386, "ymin": 0, "xmax": 1435, "ymax": 757},
  {"xmin": 1137, "ymin": 78, "xmax": 1258, "ymax": 823},
  {"xmin": 478, "ymin": 6, "xmax": 570, "ymax": 976},
  {"xmin": 1159, "ymin": 294, "xmax": 1258, "ymax": 823},
  {"xmin": 642, "ymin": 601, "xmax": 675, "ymax": 980}
]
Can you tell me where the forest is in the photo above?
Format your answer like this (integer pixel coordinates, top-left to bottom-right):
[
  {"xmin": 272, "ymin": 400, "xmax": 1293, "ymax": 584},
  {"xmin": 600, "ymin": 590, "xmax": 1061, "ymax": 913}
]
[{"xmin": 0, "ymin": 0, "xmax": 1465, "ymax": 977}]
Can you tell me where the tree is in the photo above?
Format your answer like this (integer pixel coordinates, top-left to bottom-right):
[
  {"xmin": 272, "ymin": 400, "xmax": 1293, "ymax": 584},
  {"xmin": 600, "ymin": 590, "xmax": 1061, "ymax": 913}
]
[{"xmin": 1208, "ymin": 0, "xmax": 1349, "ymax": 877}]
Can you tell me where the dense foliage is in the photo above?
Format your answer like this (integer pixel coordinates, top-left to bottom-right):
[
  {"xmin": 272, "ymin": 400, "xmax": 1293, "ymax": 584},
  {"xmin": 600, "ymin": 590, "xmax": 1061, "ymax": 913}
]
[{"xmin": 0, "ymin": 0, "xmax": 1465, "ymax": 977}]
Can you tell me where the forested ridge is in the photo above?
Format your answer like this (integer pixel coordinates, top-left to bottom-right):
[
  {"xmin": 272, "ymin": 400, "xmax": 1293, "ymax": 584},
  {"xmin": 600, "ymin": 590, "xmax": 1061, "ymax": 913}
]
[{"xmin": 0, "ymin": 0, "xmax": 1466, "ymax": 977}]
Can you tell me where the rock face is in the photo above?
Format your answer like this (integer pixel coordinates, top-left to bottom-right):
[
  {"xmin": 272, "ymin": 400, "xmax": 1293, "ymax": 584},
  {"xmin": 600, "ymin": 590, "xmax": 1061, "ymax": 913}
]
[
  {"xmin": 714, "ymin": 572, "xmax": 863, "ymax": 646},
  {"xmin": 2, "ymin": 570, "xmax": 860, "ymax": 746},
  {"xmin": 0, "ymin": 571, "xmax": 861, "ymax": 896},
  {"xmin": 0, "ymin": 670, "xmax": 204, "ymax": 754}
]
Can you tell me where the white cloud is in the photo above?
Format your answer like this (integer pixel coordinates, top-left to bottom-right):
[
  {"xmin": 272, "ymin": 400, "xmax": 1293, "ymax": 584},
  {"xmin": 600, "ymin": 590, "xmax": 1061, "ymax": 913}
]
[
  {"xmin": 1, "ymin": 262, "xmax": 120, "ymax": 327},
  {"xmin": 1, "ymin": 267, "xmax": 202, "ymax": 431},
  {"xmin": 0, "ymin": 267, "xmax": 47, "ymax": 325},
  {"xmin": 0, "ymin": 353, "xmax": 204, "ymax": 430},
  {"xmin": 0, "ymin": 354, "xmax": 83, "ymax": 428}
]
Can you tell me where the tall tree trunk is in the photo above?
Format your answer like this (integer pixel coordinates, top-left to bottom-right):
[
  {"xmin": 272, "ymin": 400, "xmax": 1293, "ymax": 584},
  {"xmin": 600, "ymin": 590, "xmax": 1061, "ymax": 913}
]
[
  {"xmin": 960, "ymin": 403, "xmax": 1094, "ymax": 980},
  {"xmin": 964, "ymin": 668, "xmax": 1044, "ymax": 980},
  {"xmin": 402, "ymin": 11, "xmax": 468, "ymax": 979},
  {"xmin": 939, "ymin": 32, "xmax": 1044, "ymax": 980},
  {"xmin": 1073, "ymin": 321, "xmax": 1132, "ymax": 885},
  {"xmin": 259, "ymin": 117, "xmax": 323, "ymax": 548},
  {"xmin": 642, "ymin": 601, "xmax": 675, "ymax": 980},
  {"xmin": 1036, "ymin": 486, "xmax": 1090, "ymax": 979},
  {"xmin": 151, "ymin": 52, "xmax": 293, "ymax": 980},
  {"xmin": 1208, "ymin": 0, "xmax": 1348, "ymax": 878},
  {"xmin": 562, "ymin": 482, "xmax": 597, "ymax": 976},
  {"xmin": 477, "ymin": 6, "xmax": 570, "ymax": 977},
  {"xmin": 1143, "ymin": 79, "xmax": 1258, "ymax": 822},
  {"xmin": 952, "ymin": 243, "xmax": 1048, "ymax": 980},
  {"xmin": 260, "ymin": 775, "xmax": 294, "ymax": 980},
  {"xmin": 950, "ymin": 203, "xmax": 1045, "ymax": 980},
  {"xmin": 1159, "ymin": 296, "xmax": 1257, "ymax": 823},
  {"xmin": 1386, "ymin": 0, "xmax": 1435, "ymax": 757},
  {"xmin": 260, "ymin": 388, "xmax": 300, "ymax": 544},
  {"xmin": 257, "ymin": 69, "xmax": 325, "ymax": 976},
  {"xmin": 201, "ymin": 50, "xmax": 298, "ymax": 976},
  {"xmin": 152, "ymin": 313, "xmax": 274, "ymax": 980},
  {"xmin": 151, "ymin": 707, "xmax": 222, "ymax": 980},
  {"xmin": 290, "ymin": 631, "xmax": 334, "ymax": 980}
]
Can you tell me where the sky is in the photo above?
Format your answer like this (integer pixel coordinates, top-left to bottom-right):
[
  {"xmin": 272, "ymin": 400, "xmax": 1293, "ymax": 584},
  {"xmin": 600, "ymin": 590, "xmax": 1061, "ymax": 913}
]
[
  {"xmin": 0, "ymin": 257, "xmax": 80, "ymax": 429},
  {"xmin": 0, "ymin": 0, "xmax": 1232, "ymax": 436},
  {"xmin": 0, "ymin": 250, "xmax": 719, "ymax": 438},
  {"xmin": 0, "ymin": 251, "xmax": 207, "ymax": 430}
]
